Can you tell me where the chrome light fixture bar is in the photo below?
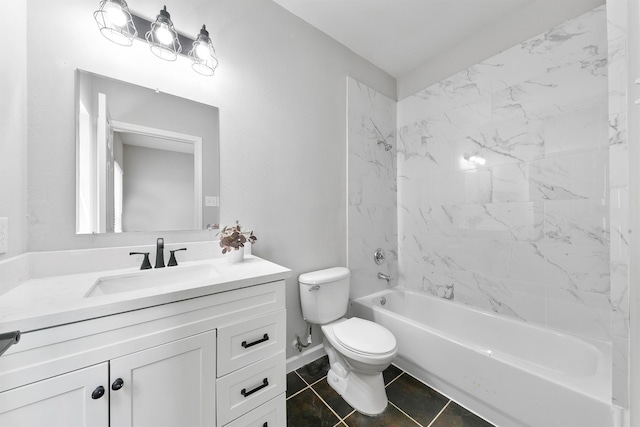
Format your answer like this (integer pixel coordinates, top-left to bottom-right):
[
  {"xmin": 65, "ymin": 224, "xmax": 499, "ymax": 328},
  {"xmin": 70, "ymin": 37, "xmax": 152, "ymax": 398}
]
[{"xmin": 94, "ymin": 2, "xmax": 219, "ymax": 76}]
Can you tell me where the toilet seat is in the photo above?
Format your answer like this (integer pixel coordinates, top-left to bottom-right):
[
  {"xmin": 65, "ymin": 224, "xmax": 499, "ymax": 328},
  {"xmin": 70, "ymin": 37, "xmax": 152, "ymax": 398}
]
[{"xmin": 332, "ymin": 318, "xmax": 396, "ymax": 356}]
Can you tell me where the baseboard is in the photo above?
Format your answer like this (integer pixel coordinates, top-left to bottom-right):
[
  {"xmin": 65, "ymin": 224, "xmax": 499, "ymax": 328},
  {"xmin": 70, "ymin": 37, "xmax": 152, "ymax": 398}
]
[{"xmin": 286, "ymin": 344, "xmax": 326, "ymax": 373}]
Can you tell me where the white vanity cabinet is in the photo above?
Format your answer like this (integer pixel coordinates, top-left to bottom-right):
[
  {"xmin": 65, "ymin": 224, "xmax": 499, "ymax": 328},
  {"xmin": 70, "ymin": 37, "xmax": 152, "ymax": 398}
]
[
  {"xmin": 109, "ymin": 330, "xmax": 217, "ymax": 426},
  {"xmin": 0, "ymin": 363, "xmax": 109, "ymax": 426},
  {"xmin": 0, "ymin": 279, "xmax": 287, "ymax": 427}
]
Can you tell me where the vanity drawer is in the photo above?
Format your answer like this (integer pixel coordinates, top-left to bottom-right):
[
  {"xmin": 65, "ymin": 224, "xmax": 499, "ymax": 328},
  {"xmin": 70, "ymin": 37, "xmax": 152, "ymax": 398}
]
[
  {"xmin": 217, "ymin": 310, "xmax": 286, "ymax": 376},
  {"xmin": 223, "ymin": 394, "xmax": 285, "ymax": 427},
  {"xmin": 216, "ymin": 351, "xmax": 285, "ymax": 426}
]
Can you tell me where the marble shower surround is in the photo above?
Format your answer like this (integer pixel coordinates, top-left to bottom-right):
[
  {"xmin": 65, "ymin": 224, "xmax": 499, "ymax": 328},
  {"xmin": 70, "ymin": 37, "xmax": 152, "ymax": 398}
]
[
  {"xmin": 347, "ymin": 77, "xmax": 397, "ymax": 300},
  {"xmin": 606, "ymin": 0, "xmax": 630, "ymax": 409},
  {"xmin": 397, "ymin": 7, "xmax": 610, "ymax": 343}
]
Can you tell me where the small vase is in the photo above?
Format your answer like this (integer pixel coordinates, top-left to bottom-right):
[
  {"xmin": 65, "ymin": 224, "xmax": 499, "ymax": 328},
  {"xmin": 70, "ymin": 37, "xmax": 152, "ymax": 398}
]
[{"xmin": 227, "ymin": 246, "xmax": 244, "ymax": 263}]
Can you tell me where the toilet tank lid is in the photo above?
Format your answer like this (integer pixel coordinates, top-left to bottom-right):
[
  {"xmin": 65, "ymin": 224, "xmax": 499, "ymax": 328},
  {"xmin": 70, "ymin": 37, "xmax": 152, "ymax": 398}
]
[{"xmin": 299, "ymin": 267, "xmax": 350, "ymax": 284}]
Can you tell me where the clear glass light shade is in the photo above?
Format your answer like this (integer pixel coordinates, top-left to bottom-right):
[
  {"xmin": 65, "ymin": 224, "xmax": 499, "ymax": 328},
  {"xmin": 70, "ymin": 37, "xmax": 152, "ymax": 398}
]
[
  {"xmin": 188, "ymin": 26, "xmax": 219, "ymax": 76},
  {"xmin": 94, "ymin": 0, "xmax": 137, "ymax": 46},
  {"xmin": 145, "ymin": 6, "xmax": 181, "ymax": 61}
]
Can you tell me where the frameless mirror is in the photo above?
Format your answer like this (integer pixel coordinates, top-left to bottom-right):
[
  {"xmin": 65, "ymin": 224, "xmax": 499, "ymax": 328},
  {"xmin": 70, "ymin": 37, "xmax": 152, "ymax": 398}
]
[{"xmin": 75, "ymin": 70, "xmax": 219, "ymax": 234}]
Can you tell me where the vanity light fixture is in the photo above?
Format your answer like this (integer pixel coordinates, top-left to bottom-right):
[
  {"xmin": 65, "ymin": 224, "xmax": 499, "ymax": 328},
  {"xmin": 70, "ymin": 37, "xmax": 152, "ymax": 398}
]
[
  {"xmin": 94, "ymin": 2, "xmax": 218, "ymax": 76},
  {"xmin": 145, "ymin": 6, "xmax": 181, "ymax": 61},
  {"xmin": 188, "ymin": 25, "xmax": 219, "ymax": 76},
  {"xmin": 93, "ymin": 0, "xmax": 138, "ymax": 46}
]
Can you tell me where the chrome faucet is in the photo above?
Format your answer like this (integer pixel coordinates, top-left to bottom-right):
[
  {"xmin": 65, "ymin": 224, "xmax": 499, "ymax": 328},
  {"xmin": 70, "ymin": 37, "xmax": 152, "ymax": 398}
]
[
  {"xmin": 377, "ymin": 272, "xmax": 390, "ymax": 283},
  {"xmin": 155, "ymin": 238, "xmax": 165, "ymax": 268}
]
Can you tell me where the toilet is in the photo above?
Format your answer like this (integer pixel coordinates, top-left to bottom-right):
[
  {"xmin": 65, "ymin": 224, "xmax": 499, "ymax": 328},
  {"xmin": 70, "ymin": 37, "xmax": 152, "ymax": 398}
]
[{"xmin": 299, "ymin": 267, "xmax": 397, "ymax": 415}]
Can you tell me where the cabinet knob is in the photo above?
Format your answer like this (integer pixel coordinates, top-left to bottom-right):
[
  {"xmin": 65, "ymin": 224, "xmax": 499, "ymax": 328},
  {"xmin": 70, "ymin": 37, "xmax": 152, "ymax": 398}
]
[
  {"xmin": 111, "ymin": 378, "xmax": 124, "ymax": 391},
  {"xmin": 91, "ymin": 385, "xmax": 105, "ymax": 399}
]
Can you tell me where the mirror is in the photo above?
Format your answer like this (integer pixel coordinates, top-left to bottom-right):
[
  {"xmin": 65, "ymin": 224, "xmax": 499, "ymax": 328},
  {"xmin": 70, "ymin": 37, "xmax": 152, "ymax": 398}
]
[{"xmin": 75, "ymin": 70, "xmax": 219, "ymax": 234}]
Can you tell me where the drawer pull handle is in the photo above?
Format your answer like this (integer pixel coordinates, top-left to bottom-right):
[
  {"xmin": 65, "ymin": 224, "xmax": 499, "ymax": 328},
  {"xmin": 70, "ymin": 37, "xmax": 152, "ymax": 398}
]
[
  {"xmin": 91, "ymin": 386, "xmax": 105, "ymax": 400},
  {"xmin": 111, "ymin": 378, "xmax": 124, "ymax": 391},
  {"xmin": 263, "ymin": 423, "xmax": 268, "ymax": 427},
  {"xmin": 241, "ymin": 378, "xmax": 269, "ymax": 397},
  {"xmin": 242, "ymin": 333, "xmax": 269, "ymax": 348}
]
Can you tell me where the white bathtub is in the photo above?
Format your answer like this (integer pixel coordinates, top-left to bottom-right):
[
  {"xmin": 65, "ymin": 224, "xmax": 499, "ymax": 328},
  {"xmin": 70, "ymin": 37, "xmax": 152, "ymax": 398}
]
[{"xmin": 350, "ymin": 288, "xmax": 613, "ymax": 427}]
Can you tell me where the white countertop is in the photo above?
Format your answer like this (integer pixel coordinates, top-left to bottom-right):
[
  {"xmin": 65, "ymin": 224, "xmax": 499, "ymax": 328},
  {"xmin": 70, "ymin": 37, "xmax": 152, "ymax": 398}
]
[{"xmin": 0, "ymin": 255, "xmax": 291, "ymax": 333}]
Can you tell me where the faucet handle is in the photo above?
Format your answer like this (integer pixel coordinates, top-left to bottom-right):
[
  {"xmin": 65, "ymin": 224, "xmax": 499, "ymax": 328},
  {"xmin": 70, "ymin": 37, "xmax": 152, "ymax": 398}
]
[
  {"xmin": 130, "ymin": 252, "xmax": 152, "ymax": 270},
  {"xmin": 167, "ymin": 248, "xmax": 187, "ymax": 267}
]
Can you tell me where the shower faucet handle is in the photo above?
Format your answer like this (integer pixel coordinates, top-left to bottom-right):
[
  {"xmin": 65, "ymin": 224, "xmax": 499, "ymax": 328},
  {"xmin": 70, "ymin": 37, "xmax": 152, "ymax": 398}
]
[{"xmin": 374, "ymin": 248, "xmax": 386, "ymax": 265}]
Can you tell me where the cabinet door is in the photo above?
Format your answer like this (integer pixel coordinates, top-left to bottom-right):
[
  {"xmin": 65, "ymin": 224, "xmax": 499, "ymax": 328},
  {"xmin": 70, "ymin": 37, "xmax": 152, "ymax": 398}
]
[
  {"xmin": 109, "ymin": 330, "xmax": 216, "ymax": 427},
  {"xmin": 0, "ymin": 362, "xmax": 109, "ymax": 427}
]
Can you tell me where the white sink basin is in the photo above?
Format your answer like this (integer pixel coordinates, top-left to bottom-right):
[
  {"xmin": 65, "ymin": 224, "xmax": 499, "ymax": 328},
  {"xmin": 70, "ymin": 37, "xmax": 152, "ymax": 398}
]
[{"xmin": 85, "ymin": 263, "xmax": 221, "ymax": 298}]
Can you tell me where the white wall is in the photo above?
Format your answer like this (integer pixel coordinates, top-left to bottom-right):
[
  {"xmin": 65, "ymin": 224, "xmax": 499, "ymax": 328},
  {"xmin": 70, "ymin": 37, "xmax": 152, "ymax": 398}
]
[
  {"xmin": 23, "ymin": 0, "xmax": 395, "ymax": 358},
  {"xmin": 398, "ymin": 0, "xmax": 605, "ymax": 100},
  {"xmin": 0, "ymin": 0, "xmax": 27, "ymax": 260}
]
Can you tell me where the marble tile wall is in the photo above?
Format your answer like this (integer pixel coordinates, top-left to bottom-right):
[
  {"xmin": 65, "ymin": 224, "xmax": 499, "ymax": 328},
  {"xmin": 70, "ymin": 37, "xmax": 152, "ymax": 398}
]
[
  {"xmin": 606, "ymin": 0, "xmax": 630, "ymax": 409},
  {"xmin": 347, "ymin": 77, "xmax": 397, "ymax": 299},
  {"xmin": 397, "ymin": 7, "xmax": 611, "ymax": 344}
]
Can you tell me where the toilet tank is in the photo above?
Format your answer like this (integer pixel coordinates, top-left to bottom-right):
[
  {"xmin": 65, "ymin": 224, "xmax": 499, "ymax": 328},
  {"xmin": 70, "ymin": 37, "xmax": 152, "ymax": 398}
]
[{"xmin": 299, "ymin": 267, "xmax": 350, "ymax": 324}]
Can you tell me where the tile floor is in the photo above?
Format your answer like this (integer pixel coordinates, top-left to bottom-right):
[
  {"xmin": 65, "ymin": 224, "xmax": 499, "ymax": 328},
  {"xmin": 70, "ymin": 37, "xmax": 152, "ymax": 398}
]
[{"xmin": 286, "ymin": 356, "xmax": 495, "ymax": 427}]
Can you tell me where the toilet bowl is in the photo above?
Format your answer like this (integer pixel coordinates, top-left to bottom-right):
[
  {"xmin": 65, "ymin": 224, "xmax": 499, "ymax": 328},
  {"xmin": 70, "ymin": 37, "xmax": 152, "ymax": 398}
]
[
  {"xmin": 298, "ymin": 267, "xmax": 397, "ymax": 415},
  {"xmin": 321, "ymin": 317, "xmax": 397, "ymax": 414}
]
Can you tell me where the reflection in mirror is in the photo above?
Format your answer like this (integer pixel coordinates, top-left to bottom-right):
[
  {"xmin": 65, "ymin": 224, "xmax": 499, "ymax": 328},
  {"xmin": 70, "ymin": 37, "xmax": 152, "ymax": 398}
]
[{"xmin": 75, "ymin": 70, "xmax": 219, "ymax": 234}]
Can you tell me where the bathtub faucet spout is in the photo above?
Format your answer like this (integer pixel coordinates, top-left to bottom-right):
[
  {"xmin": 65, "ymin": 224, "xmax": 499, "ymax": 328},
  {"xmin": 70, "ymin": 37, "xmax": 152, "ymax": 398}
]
[{"xmin": 377, "ymin": 272, "xmax": 391, "ymax": 283}]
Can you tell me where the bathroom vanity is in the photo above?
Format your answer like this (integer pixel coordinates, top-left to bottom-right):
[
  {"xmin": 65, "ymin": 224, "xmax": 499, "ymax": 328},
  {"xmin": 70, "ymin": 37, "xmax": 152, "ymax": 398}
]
[{"xmin": 0, "ymin": 253, "xmax": 290, "ymax": 427}]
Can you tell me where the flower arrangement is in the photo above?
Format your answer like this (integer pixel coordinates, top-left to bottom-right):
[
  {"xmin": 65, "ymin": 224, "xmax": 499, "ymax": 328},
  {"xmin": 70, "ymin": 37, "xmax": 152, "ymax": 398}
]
[{"xmin": 218, "ymin": 221, "xmax": 257, "ymax": 254}]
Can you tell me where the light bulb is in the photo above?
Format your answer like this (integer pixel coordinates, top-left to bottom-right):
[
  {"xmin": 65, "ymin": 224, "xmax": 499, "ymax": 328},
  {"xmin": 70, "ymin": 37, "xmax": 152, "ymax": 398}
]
[
  {"xmin": 469, "ymin": 155, "xmax": 486, "ymax": 165},
  {"xmin": 195, "ymin": 42, "xmax": 210, "ymax": 60},
  {"xmin": 105, "ymin": 2, "xmax": 127, "ymax": 27},
  {"xmin": 155, "ymin": 24, "xmax": 174, "ymax": 45}
]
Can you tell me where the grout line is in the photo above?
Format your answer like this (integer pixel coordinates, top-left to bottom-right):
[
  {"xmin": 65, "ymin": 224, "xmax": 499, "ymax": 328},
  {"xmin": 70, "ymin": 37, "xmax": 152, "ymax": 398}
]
[
  {"xmin": 295, "ymin": 362, "xmax": 476, "ymax": 426},
  {"xmin": 308, "ymin": 375, "xmax": 328, "ymax": 388},
  {"xmin": 295, "ymin": 369, "xmax": 313, "ymax": 386},
  {"xmin": 286, "ymin": 383, "xmax": 309, "ymax": 401},
  {"xmin": 285, "ymin": 371, "xmax": 311, "ymax": 400},
  {"xmin": 341, "ymin": 409, "xmax": 356, "ymax": 422},
  {"xmin": 388, "ymin": 401, "xmax": 422, "ymax": 426},
  {"xmin": 308, "ymin": 382, "xmax": 346, "ymax": 423},
  {"xmin": 426, "ymin": 400, "xmax": 451, "ymax": 427},
  {"xmin": 296, "ymin": 368, "xmax": 329, "ymax": 387},
  {"xmin": 384, "ymin": 371, "xmax": 404, "ymax": 388},
  {"xmin": 396, "ymin": 368, "xmax": 494, "ymax": 426}
]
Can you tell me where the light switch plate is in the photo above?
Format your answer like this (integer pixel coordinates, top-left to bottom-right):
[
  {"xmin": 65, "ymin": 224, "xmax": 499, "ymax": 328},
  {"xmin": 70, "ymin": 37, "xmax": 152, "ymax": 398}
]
[{"xmin": 0, "ymin": 217, "xmax": 7, "ymax": 254}]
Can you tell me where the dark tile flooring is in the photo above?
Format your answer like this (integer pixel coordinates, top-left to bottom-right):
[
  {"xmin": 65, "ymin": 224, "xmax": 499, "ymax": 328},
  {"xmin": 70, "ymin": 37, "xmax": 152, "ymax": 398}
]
[{"xmin": 287, "ymin": 356, "xmax": 494, "ymax": 427}]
